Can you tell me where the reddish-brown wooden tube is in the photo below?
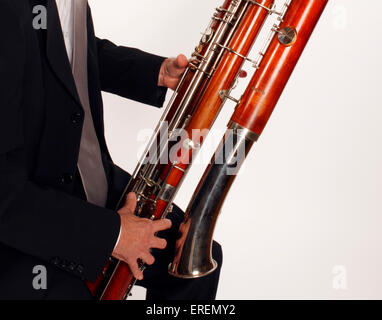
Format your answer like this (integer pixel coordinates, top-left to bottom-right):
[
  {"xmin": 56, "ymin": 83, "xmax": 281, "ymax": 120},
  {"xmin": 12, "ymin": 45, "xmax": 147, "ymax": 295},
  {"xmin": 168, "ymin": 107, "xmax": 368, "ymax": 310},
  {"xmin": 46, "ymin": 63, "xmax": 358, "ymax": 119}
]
[
  {"xmin": 232, "ymin": 0, "xmax": 329, "ymax": 136},
  {"xmin": 163, "ymin": 0, "xmax": 275, "ymax": 185},
  {"xmin": 163, "ymin": 0, "xmax": 234, "ymax": 123}
]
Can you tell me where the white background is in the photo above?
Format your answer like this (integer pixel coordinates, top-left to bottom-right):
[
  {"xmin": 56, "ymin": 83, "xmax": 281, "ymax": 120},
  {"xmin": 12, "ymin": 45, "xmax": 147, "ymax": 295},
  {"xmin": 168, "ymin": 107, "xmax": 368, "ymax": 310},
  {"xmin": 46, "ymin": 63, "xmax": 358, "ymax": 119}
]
[{"xmin": 88, "ymin": 0, "xmax": 382, "ymax": 299}]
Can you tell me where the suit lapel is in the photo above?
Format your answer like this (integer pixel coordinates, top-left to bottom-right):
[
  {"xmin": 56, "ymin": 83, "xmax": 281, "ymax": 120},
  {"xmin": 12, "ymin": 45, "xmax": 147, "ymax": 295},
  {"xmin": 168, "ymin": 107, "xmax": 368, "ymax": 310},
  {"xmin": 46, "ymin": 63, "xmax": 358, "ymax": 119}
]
[{"xmin": 46, "ymin": 0, "xmax": 81, "ymax": 107}]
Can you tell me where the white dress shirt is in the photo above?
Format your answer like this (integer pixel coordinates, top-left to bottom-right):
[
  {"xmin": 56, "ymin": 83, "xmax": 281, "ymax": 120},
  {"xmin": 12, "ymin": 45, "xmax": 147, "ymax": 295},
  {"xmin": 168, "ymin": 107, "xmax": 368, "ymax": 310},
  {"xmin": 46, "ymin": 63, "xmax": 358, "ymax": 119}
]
[
  {"xmin": 56, "ymin": 0, "xmax": 74, "ymax": 65},
  {"xmin": 55, "ymin": 0, "xmax": 121, "ymax": 250}
]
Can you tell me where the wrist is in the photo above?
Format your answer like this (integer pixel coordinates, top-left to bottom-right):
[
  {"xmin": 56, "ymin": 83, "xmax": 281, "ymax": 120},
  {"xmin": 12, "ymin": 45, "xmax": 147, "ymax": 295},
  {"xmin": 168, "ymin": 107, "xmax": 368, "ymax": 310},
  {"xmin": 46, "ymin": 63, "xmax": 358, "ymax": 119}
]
[{"xmin": 113, "ymin": 225, "xmax": 122, "ymax": 251}]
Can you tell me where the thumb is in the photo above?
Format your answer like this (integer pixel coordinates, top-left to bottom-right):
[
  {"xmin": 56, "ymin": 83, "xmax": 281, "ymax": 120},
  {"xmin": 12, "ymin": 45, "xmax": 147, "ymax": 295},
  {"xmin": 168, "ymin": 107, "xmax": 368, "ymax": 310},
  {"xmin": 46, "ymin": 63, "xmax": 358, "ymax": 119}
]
[
  {"xmin": 175, "ymin": 54, "xmax": 189, "ymax": 69},
  {"xmin": 167, "ymin": 55, "xmax": 188, "ymax": 77},
  {"xmin": 122, "ymin": 192, "xmax": 137, "ymax": 215}
]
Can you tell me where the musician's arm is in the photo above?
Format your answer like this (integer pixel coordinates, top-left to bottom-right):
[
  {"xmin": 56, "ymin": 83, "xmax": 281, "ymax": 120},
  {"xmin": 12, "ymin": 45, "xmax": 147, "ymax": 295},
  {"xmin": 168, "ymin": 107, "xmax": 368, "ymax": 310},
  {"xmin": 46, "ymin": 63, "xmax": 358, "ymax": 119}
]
[
  {"xmin": 0, "ymin": 5, "xmax": 120, "ymax": 283},
  {"xmin": 96, "ymin": 38, "xmax": 168, "ymax": 108}
]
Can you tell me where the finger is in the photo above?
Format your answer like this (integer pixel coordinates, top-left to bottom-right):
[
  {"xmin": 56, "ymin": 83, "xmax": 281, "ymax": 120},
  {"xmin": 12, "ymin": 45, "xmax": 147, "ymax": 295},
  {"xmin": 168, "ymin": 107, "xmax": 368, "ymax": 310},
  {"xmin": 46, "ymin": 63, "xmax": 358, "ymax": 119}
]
[
  {"xmin": 150, "ymin": 237, "xmax": 167, "ymax": 250},
  {"xmin": 139, "ymin": 252, "xmax": 155, "ymax": 266},
  {"xmin": 167, "ymin": 57, "xmax": 187, "ymax": 78},
  {"xmin": 127, "ymin": 258, "xmax": 144, "ymax": 281},
  {"xmin": 176, "ymin": 54, "xmax": 189, "ymax": 68},
  {"xmin": 152, "ymin": 218, "xmax": 172, "ymax": 233},
  {"xmin": 179, "ymin": 222, "xmax": 186, "ymax": 233},
  {"xmin": 123, "ymin": 192, "xmax": 137, "ymax": 214}
]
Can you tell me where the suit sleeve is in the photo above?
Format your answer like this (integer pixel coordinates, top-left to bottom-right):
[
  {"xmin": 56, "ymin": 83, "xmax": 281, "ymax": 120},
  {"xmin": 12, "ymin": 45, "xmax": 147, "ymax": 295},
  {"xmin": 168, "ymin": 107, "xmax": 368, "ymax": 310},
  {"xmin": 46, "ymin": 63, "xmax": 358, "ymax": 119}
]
[
  {"xmin": 96, "ymin": 38, "xmax": 168, "ymax": 108},
  {"xmin": 0, "ymin": 3, "xmax": 120, "ymax": 282}
]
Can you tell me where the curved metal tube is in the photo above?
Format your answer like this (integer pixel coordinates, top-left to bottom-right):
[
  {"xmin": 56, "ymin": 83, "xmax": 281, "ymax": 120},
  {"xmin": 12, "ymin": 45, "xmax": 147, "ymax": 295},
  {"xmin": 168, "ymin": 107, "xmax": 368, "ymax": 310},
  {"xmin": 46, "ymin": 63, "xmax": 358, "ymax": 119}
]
[{"xmin": 169, "ymin": 123, "xmax": 257, "ymax": 278}]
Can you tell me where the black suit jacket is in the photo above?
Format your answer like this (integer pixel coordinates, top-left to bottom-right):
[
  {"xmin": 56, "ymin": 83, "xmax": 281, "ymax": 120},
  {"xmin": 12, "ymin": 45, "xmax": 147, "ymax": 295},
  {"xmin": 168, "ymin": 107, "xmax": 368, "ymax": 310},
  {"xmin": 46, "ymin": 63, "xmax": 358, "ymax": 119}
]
[{"xmin": 0, "ymin": 0, "xmax": 167, "ymax": 299}]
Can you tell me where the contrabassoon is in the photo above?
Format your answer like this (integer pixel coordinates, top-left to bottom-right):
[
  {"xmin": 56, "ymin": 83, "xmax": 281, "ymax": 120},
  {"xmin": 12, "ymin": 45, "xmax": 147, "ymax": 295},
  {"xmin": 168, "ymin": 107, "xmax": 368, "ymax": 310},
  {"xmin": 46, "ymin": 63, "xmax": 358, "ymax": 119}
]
[
  {"xmin": 169, "ymin": 0, "xmax": 329, "ymax": 278},
  {"xmin": 87, "ymin": 0, "xmax": 328, "ymax": 299}
]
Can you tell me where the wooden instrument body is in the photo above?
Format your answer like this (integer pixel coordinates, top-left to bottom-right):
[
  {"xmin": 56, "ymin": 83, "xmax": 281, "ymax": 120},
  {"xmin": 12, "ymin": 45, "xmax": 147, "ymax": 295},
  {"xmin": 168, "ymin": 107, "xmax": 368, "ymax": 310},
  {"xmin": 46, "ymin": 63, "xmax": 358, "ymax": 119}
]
[
  {"xmin": 232, "ymin": 0, "xmax": 329, "ymax": 135},
  {"xmin": 169, "ymin": 0, "xmax": 329, "ymax": 279}
]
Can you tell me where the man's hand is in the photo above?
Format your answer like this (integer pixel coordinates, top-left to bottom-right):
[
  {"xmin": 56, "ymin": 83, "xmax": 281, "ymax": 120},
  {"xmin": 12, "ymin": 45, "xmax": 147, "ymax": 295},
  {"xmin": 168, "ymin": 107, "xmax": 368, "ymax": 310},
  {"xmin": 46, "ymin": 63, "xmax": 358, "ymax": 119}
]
[
  {"xmin": 112, "ymin": 192, "xmax": 172, "ymax": 280},
  {"xmin": 158, "ymin": 54, "xmax": 188, "ymax": 90}
]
